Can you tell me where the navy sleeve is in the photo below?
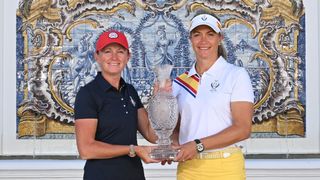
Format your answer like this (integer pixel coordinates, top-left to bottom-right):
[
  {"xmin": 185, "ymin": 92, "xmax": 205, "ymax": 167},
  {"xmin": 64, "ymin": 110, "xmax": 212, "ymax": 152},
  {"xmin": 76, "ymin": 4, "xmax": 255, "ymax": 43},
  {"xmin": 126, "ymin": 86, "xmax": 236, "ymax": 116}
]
[{"xmin": 74, "ymin": 87, "xmax": 98, "ymax": 119}]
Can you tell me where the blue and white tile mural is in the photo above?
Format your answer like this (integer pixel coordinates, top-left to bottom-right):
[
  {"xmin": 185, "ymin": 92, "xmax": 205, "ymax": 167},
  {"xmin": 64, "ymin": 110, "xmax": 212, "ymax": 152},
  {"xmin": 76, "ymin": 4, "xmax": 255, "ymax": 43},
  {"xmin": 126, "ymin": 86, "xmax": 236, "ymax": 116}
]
[{"xmin": 16, "ymin": 0, "xmax": 305, "ymax": 139}]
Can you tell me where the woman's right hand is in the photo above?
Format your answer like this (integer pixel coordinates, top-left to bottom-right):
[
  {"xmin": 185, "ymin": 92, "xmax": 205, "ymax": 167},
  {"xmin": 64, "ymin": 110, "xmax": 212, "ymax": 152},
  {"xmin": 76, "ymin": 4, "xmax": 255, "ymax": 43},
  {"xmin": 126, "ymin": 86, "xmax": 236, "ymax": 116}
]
[
  {"xmin": 160, "ymin": 143, "xmax": 180, "ymax": 165},
  {"xmin": 161, "ymin": 159, "xmax": 173, "ymax": 165},
  {"xmin": 173, "ymin": 141, "xmax": 198, "ymax": 162},
  {"xmin": 135, "ymin": 146, "xmax": 160, "ymax": 163}
]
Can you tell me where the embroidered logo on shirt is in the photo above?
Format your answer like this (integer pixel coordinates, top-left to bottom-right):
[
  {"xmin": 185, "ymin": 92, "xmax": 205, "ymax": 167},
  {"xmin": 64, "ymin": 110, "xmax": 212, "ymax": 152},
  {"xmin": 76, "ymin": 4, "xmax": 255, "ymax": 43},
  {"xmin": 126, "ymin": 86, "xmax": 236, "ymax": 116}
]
[
  {"xmin": 129, "ymin": 96, "xmax": 136, "ymax": 107},
  {"xmin": 174, "ymin": 72, "xmax": 200, "ymax": 98},
  {"xmin": 210, "ymin": 80, "xmax": 220, "ymax": 91}
]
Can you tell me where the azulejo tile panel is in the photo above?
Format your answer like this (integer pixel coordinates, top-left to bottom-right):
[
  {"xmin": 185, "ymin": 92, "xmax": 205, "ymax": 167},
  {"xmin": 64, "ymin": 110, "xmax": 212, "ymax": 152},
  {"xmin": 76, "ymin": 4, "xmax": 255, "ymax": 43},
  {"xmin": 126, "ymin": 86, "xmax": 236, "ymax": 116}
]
[{"xmin": 16, "ymin": 0, "xmax": 305, "ymax": 139}]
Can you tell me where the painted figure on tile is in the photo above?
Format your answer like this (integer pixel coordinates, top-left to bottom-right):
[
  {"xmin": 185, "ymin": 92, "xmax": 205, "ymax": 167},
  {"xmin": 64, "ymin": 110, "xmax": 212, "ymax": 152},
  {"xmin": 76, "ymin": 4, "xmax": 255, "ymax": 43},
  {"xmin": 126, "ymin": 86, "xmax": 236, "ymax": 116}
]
[
  {"xmin": 70, "ymin": 32, "xmax": 96, "ymax": 94},
  {"xmin": 146, "ymin": 25, "xmax": 175, "ymax": 71}
]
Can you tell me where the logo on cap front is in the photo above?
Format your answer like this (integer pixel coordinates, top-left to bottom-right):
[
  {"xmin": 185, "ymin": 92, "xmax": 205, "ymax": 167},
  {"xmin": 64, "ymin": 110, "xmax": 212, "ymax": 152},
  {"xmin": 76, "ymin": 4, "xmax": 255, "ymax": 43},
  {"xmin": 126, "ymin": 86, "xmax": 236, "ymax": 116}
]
[
  {"xmin": 201, "ymin": 15, "xmax": 207, "ymax": 21},
  {"xmin": 109, "ymin": 32, "xmax": 118, "ymax": 39}
]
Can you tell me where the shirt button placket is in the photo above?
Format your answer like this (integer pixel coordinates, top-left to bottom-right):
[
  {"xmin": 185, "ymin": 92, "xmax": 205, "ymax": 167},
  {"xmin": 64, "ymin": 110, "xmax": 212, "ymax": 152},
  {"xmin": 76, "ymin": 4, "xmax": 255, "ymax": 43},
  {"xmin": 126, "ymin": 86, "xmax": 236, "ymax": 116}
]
[{"xmin": 121, "ymin": 97, "xmax": 128, "ymax": 115}]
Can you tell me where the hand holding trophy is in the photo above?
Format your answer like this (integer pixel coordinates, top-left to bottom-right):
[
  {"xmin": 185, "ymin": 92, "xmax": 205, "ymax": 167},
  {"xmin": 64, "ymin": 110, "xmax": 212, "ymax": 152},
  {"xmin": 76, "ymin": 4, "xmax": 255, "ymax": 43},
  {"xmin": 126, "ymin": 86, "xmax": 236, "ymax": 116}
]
[{"xmin": 148, "ymin": 64, "xmax": 179, "ymax": 160}]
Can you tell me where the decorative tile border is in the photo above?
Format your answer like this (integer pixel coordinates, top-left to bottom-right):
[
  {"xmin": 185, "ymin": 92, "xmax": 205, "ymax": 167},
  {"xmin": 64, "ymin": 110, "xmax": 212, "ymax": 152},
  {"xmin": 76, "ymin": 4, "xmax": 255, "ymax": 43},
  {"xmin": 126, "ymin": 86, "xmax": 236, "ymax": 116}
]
[{"xmin": 16, "ymin": 0, "xmax": 305, "ymax": 138}]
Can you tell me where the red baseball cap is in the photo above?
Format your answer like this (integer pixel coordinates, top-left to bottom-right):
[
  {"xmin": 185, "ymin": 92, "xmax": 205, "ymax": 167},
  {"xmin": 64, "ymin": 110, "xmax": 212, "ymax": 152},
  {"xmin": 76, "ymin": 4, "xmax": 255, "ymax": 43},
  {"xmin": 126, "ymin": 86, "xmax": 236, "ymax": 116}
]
[{"xmin": 95, "ymin": 30, "xmax": 129, "ymax": 52}]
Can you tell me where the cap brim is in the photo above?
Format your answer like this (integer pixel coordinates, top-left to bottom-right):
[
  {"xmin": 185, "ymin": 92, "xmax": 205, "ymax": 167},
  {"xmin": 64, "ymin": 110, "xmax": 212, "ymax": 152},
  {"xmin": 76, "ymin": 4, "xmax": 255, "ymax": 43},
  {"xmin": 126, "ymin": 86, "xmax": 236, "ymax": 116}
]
[{"xmin": 189, "ymin": 14, "xmax": 221, "ymax": 33}]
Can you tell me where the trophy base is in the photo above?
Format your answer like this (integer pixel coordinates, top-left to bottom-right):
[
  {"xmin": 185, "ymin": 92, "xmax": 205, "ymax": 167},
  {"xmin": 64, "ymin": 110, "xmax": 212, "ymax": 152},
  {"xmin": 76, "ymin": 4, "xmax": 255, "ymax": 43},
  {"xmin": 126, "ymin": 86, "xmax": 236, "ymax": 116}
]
[{"xmin": 149, "ymin": 148, "xmax": 178, "ymax": 160}]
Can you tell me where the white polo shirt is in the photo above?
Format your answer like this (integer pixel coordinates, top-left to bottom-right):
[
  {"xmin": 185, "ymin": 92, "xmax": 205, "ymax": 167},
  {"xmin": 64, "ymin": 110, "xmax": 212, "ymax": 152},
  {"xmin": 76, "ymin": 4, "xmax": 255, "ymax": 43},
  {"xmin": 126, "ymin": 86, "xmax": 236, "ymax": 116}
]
[{"xmin": 173, "ymin": 56, "xmax": 254, "ymax": 145}]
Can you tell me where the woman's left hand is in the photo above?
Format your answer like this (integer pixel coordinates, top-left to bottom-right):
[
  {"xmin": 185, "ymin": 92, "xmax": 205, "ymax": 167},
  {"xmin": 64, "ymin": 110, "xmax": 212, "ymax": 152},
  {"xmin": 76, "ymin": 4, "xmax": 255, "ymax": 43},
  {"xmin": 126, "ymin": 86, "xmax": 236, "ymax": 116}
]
[{"xmin": 174, "ymin": 141, "xmax": 198, "ymax": 162}]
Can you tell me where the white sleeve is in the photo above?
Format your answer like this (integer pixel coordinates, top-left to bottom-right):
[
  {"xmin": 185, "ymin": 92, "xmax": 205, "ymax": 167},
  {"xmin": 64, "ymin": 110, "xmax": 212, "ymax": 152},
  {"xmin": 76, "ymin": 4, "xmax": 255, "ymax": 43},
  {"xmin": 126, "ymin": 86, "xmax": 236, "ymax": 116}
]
[{"xmin": 231, "ymin": 68, "xmax": 254, "ymax": 103}]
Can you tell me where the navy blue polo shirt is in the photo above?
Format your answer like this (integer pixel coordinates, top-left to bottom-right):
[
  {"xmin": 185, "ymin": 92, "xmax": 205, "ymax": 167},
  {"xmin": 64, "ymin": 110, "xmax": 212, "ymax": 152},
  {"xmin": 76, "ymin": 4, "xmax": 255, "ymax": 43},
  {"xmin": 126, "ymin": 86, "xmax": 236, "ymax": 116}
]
[{"xmin": 74, "ymin": 72, "xmax": 145, "ymax": 180}]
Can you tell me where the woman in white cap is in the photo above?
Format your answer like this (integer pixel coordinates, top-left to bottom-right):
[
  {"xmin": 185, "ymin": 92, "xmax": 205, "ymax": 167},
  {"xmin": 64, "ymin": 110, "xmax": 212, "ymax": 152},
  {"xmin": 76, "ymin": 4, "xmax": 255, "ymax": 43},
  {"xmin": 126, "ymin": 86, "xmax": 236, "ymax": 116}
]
[
  {"xmin": 74, "ymin": 30, "xmax": 160, "ymax": 180},
  {"xmin": 171, "ymin": 11, "xmax": 254, "ymax": 179}
]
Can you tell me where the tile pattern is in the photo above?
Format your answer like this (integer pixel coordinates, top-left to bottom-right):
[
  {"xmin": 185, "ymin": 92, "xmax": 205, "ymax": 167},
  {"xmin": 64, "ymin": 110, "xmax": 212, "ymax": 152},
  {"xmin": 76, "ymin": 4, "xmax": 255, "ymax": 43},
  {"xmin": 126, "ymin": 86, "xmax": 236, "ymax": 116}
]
[{"xmin": 16, "ymin": 0, "xmax": 305, "ymax": 138}]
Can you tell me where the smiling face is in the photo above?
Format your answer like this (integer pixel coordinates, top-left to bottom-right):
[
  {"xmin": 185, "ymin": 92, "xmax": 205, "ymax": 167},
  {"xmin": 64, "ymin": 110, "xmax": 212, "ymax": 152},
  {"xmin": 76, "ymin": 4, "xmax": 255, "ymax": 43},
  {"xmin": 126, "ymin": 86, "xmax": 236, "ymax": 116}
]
[
  {"xmin": 94, "ymin": 43, "xmax": 130, "ymax": 77},
  {"xmin": 190, "ymin": 25, "xmax": 223, "ymax": 62}
]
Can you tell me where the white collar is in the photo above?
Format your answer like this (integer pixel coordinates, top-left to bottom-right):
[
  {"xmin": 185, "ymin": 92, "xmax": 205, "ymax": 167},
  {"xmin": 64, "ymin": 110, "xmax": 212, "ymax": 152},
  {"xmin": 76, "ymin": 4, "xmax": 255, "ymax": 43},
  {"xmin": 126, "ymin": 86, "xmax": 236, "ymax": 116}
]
[{"xmin": 187, "ymin": 56, "xmax": 227, "ymax": 77}]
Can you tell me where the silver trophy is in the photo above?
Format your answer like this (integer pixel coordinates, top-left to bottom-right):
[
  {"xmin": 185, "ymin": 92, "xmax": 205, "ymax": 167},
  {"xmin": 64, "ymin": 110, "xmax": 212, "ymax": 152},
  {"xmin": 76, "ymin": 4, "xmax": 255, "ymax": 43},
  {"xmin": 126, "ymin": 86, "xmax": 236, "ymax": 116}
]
[{"xmin": 148, "ymin": 64, "xmax": 179, "ymax": 160}]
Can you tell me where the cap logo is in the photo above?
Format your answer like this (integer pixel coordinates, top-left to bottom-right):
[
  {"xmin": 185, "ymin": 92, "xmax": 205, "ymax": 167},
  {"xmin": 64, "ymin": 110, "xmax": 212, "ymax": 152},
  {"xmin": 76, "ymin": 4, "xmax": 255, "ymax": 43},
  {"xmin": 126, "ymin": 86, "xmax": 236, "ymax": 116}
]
[
  {"xmin": 109, "ymin": 32, "xmax": 118, "ymax": 39},
  {"xmin": 201, "ymin": 15, "xmax": 207, "ymax": 21}
]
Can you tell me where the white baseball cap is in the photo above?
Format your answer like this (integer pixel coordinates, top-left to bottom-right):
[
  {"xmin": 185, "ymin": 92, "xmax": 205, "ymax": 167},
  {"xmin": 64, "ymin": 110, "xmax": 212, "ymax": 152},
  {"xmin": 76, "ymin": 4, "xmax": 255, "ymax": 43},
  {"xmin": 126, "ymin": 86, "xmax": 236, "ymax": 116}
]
[{"xmin": 189, "ymin": 14, "xmax": 222, "ymax": 33}]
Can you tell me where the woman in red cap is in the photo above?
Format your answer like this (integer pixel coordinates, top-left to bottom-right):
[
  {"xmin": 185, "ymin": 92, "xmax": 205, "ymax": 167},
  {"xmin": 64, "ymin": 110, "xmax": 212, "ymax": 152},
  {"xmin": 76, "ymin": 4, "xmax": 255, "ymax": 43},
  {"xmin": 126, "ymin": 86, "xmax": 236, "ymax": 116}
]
[
  {"xmin": 169, "ymin": 11, "xmax": 254, "ymax": 179},
  {"xmin": 74, "ymin": 30, "xmax": 159, "ymax": 180}
]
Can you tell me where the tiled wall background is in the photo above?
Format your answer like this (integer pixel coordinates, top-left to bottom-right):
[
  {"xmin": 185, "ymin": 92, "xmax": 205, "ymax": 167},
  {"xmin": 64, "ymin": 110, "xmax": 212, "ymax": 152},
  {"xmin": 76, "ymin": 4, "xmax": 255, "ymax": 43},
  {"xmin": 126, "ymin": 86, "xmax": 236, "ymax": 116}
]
[{"xmin": 16, "ymin": 0, "xmax": 306, "ymax": 139}]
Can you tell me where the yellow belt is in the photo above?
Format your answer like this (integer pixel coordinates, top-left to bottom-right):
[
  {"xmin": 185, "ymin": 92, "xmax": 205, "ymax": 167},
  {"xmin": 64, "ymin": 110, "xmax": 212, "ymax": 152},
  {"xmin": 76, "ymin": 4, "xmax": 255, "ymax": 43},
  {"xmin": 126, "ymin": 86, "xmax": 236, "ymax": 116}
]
[{"xmin": 195, "ymin": 147, "xmax": 242, "ymax": 159}]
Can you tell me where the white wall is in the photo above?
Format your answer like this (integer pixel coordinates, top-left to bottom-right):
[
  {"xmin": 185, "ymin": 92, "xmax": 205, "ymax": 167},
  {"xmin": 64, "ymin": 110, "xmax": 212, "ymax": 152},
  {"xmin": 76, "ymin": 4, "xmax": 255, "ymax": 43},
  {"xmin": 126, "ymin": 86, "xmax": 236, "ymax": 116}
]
[
  {"xmin": 1, "ymin": 0, "xmax": 19, "ymax": 156},
  {"xmin": 0, "ymin": 159, "xmax": 320, "ymax": 180},
  {"xmin": 0, "ymin": 0, "xmax": 6, "ymax": 156}
]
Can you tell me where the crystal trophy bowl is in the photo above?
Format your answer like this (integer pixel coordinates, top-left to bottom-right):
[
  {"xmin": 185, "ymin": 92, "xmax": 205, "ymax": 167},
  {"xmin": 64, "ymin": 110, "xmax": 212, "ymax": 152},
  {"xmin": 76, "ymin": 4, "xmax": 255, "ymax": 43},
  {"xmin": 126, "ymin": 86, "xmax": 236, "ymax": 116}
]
[{"xmin": 148, "ymin": 64, "xmax": 179, "ymax": 160}]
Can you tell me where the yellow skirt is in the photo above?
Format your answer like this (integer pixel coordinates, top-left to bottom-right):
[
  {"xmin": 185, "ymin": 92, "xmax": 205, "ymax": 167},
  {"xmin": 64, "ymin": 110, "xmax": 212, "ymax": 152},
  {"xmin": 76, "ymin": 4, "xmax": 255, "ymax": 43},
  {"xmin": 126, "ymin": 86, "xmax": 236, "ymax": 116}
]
[{"xmin": 177, "ymin": 148, "xmax": 246, "ymax": 180}]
